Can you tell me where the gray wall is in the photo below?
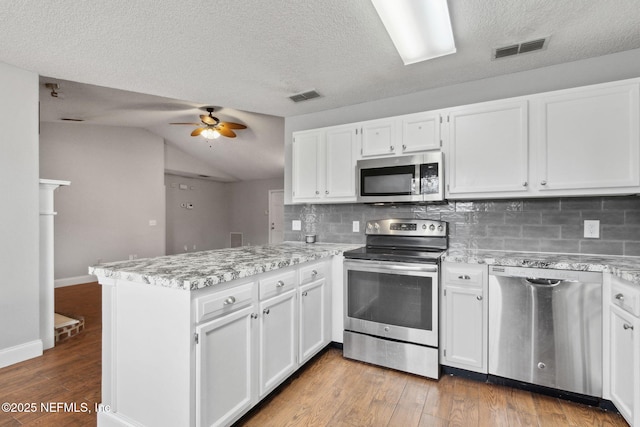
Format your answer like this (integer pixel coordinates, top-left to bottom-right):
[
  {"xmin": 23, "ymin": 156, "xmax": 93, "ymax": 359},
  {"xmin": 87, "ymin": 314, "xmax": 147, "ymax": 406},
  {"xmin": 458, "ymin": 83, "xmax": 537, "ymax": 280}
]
[
  {"xmin": 39, "ymin": 122, "xmax": 166, "ymax": 282},
  {"xmin": 165, "ymin": 175, "xmax": 284, "ymax": 254},
  {"xmin": 284, "ymin": 48, "xmax": 640, "ymax": 204},
  {"xmin": 285, "ymin": 197, "xmax": 640, "ymax": 256},
  {"xmin": 228, "ymin": 178, "xmax": 284, "ymax": 246},
  {"xmin": 165, "ymin": 175, "xmax": 230, "ymax": 254},
  {"xmin": 0, "ymin": 61, "xmax": 41, "ymax": 365}
]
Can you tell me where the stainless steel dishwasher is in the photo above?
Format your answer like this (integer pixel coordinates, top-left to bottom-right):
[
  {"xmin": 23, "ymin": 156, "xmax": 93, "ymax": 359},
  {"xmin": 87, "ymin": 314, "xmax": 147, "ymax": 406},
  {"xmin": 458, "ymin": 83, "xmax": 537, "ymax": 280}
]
[{"xmin": 488, "ymin": 266, "xmax": 602, "ymax": 397}]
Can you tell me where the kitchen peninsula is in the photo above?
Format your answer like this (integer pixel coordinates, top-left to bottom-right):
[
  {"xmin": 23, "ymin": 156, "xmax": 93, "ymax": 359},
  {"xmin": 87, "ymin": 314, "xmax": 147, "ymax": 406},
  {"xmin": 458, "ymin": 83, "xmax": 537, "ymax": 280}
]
[{"xmin": 89, "ymin": 242, "xmax": 356, "ymax": 427}]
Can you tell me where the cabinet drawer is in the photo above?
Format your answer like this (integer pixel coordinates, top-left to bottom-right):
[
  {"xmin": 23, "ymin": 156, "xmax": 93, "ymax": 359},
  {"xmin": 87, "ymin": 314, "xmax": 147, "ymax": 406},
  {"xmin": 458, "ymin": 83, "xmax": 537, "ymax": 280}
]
[
  {"xmin": 196, "ymin": 282, "xmax": 254, "ymax": 323},
  {"xmin": 444, "ymin": 264, "xmax": 485, "ymax": 287},
  {"xmin": 299, "ymin": 262, "xmax": 326, "ymax": 285},
  {"xmin": 259, "ymin": 270, "xmax": 296, "ymax": 300},
  {"xmin": 612, "ymin": 277, "xmax": 640, "ymax": 317}
]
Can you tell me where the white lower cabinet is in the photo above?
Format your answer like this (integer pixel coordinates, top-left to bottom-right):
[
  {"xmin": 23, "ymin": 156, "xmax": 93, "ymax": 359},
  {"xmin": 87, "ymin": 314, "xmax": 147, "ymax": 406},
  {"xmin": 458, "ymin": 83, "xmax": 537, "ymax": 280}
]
[
  {"xmin": 608, "ymin": 275, "xmax": 640, "ymax": 427},
  {"xmin": 196, "ymin": 305, "xmax": 256, "ymax": 427},
  {"xmin": 299, "ymin": 278, "xmax": 327, "ymax": 363},
  {"xmin": 259, "ymin": 289, "xmax": 297, "ymax": 397},
  {"xmin": 440, "ymin": 262, "xmax": 488, "ymax": 373}
]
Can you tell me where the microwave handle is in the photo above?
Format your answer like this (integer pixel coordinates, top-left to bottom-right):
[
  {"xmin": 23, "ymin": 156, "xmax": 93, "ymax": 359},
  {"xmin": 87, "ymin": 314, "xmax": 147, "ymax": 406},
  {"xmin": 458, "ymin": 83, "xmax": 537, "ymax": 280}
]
[{"xmin": 412, "ymin": 178, "xmax": 419, "ymax": 195}]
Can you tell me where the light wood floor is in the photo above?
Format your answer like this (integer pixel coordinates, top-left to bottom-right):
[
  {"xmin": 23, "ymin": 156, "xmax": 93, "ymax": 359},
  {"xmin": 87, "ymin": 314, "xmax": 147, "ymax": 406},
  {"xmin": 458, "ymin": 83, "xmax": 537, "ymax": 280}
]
[{"xmin": 0, "ymin": 283, "xmax": 628, "ymax": 426}]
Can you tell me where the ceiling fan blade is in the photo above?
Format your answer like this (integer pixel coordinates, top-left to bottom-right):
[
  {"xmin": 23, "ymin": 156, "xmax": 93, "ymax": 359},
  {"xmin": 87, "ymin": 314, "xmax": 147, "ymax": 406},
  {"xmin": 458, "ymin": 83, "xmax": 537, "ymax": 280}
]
[
  {"xmin": 216, "ymin": 126, "xmax": 236, "ymax": 138},
  {"xmin": 191, "ymin": 127, "xmax": 205, "ymax": 136},
  {"xmin": 220, "ymin": 121, "xmax": 247, "ymax": 130},
  {"xmin": 200, "ymin": 115, "xmax": 217, "ymax": 125},
  {"xmin": 170, "ymin": 122, "xmax": 201, "ymax": 125}
]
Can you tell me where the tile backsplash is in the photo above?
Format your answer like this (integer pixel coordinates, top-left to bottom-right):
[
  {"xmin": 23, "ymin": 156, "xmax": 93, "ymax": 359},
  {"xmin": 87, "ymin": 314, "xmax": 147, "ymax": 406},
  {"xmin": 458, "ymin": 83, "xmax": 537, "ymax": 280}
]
[{"xmin": 284, "ymin": 196, "xmax": 640, "ymax": 256}]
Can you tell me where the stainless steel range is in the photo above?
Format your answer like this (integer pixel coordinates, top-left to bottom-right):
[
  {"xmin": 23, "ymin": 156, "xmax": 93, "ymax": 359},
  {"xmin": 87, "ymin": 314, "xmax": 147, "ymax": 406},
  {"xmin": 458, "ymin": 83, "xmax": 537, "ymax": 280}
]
[{"xmin": 342, "ymin": 218, "xmax": 448, "ymax": 379}]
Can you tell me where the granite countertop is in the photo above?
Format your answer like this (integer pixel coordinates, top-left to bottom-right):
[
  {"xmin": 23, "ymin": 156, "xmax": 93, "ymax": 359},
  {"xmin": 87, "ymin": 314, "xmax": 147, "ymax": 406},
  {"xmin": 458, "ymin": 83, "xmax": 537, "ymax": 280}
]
[
  {"xmin": 443, "ymin": 249, "xmax": 640, "ymax": 285},
  {"xmin": 88, "ymin": 242, "xmax": 361, "ymax": 290}
]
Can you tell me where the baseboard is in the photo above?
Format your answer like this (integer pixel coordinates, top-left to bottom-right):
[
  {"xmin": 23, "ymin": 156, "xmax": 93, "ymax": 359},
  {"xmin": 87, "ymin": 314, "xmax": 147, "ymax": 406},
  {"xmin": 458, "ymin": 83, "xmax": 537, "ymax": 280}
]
[
  {"xmin": 55, "ymin": 274, "xmax": 97, "ymax": 288},
  {"xmin": 0, "ymin": 339, "xmax": 43, "ymax": 368}
]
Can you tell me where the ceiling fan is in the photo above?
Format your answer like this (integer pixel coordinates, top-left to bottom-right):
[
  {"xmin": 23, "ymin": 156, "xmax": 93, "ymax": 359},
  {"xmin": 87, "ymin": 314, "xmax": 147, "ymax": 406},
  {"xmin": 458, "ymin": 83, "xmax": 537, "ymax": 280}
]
[{"xmin": 170, "ymin": 107, "xmax": 247, "ymax": 139}]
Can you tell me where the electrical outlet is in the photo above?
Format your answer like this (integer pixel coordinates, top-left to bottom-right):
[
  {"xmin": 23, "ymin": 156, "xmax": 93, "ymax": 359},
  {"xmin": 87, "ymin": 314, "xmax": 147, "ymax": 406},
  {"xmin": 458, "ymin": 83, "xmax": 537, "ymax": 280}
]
[
  {"xmin": 352, "ymin": 221, "xmax": 360, "ymax": 232},
  {"xmin": 584, "ymin": 220, "xmax": 600, "ymax": 239},
  {"xmin": 292, "ymin": 220, "xmax": 302, "ymax": 231}
]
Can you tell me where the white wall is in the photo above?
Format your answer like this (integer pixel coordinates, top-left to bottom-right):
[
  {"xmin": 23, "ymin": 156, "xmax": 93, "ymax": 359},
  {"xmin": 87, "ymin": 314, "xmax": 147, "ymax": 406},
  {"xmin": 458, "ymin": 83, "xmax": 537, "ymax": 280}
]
[
  {"xmin": 165, "ymin": 175, "xmax": 230, "ymax": 255},
  {"xmin": 228, "ymin": 178, "xmax": 284, "ymax": 246},
  {"xmin": 164, "ymin": 143, "xmax": 236, "ymax": 182},
  {"xmin": 284, "ymin": 48, "xmax": 640, "ymax": 203},
  {"xmin": 0, "ymin": 62, "xmax": 42, "ymax": 367},
  {"xmin": 39, "ymin": 122, "xmax": 166, "ymax": 284}
]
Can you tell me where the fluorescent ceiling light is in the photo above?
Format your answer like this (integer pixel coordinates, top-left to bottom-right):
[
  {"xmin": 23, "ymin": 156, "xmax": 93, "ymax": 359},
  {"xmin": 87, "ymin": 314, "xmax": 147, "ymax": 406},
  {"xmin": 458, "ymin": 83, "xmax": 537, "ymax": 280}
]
[{"xmin": 371, "ymin": 0, "xmax": 456, "ymax": 65}]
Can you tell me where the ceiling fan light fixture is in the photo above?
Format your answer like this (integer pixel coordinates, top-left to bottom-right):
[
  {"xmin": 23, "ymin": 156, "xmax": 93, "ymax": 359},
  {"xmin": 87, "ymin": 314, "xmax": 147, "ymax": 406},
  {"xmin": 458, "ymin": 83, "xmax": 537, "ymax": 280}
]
[
  {"xmin": 371, "ymin": 0, "xmax": 456, "ymax": 65},
  {"xmin": 201, "ymin": 128, "xmax": 221, "ymax": 139}
]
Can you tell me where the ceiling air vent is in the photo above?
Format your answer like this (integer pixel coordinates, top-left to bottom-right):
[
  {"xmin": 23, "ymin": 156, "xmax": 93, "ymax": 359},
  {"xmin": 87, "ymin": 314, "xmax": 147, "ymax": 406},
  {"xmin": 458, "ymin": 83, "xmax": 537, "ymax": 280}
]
[
  {"xmin": 493, "ymin": 37, "xmax": 549, "ymax": 59},
  {"xmin": 289, "ymin": 89, "xmax": 321, "ymax": 103}
]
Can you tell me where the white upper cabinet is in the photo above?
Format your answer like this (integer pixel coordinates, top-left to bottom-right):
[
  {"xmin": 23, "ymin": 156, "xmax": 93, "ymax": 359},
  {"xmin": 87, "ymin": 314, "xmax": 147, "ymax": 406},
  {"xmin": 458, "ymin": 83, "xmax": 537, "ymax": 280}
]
[
  {"xmin": 360, "ymin": 112, "xmax": 441, "ymax": 158},
  {"xmin": 325, "ymin": 126, "xmax": 358, "ymax": 200},
  {"xmin": 291, "ymin": 130, "xmax": 323, "ymax": 201},
  {"xmin": 401, "ymin": 111, "xmax": 442, "ymax": 153},
  {"xmin": 292, "ymin": 125, "xmax": 358, "ymax": 204},
  {"xmin": 361, "ymin": 118, "xmax": 397, "ymax": 157},
  {"xmin": 533, "ymin": 83, "xmax": 640, "ymax": 195},
  {"xmin": 445, "ymin": 100, "xmax": 529, "ymax": 198}
]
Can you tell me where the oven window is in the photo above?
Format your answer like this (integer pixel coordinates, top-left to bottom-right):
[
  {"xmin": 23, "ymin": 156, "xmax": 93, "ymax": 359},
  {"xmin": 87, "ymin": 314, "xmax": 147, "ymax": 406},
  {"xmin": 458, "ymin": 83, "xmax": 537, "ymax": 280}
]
[{"xmin": 347, "ymin": 270, "xmax": 433, "ymax": 330}]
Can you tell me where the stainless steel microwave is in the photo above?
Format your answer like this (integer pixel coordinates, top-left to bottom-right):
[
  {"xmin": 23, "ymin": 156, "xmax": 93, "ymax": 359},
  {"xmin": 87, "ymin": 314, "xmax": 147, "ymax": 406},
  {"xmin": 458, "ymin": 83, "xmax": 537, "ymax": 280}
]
[{"xmin": 356, "ymin": 153, "xmax": 444, "ymax": 203}]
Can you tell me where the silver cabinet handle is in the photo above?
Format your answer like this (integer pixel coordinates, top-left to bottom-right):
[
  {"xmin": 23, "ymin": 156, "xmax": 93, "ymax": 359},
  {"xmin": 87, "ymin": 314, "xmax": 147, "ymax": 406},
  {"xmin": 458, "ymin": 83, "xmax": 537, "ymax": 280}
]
[
  {"xmin": 315, "ymin": 190, "xmax": 319, "ymax": 195},
  {"xmin": 615, "ymin": 293, "xmax": 625, "ymax": 301},
  {"xmin": 458, "ymin": 275, "xmax": 471, "ymax": 280},
  {"xmin": 251, "ymin": 313, "xmax": 258, "ymax": 319},
  {"xmin": 223, "ymin": 296, "xmax": 236, "ymax": 305},
  {"xmin": 523, "ymin": 182, "xmax": 528, "ymax": 187},
  {"xmin": 477, "ymin": 295, "xmax": 483, "ymax": 301},
  {"xmin": 263, "ymin": 308, "xmax": 270, "ymax": 315},
  {"xmin": 540, "ymin": 180, "xmax": 547, "ymax": 186},
  {"xmin": 302, "ymin": 291, "xmax": 308, "ymax": 297},
  {"xmin": 624, "ymin": 323, "xmax": 634, "ymax": 330},
  {"xmin": 312, "ymin": 270, "xmax": 318, "ymax": 277},
  {"xmin": 390, "ymin": 145, "xmax": 394, "ymax": 151},
  {"xmin": 402, "ymin": 144, "xmax": 406, "ymax": 150},
  {"xmin": 276, "ymin": 280, "xmax": 285, "ymax": 288},
  {"xmin": 325, "ymin": 190, "xmax": 329, "ymax": 194}
]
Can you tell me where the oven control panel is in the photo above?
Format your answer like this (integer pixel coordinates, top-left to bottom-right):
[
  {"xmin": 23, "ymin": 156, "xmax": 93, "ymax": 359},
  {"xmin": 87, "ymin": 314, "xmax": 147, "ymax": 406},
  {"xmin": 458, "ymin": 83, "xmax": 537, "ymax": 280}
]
[{"xmin": 365, "ymin": 219, "xmax": 447, "ymax": 236}]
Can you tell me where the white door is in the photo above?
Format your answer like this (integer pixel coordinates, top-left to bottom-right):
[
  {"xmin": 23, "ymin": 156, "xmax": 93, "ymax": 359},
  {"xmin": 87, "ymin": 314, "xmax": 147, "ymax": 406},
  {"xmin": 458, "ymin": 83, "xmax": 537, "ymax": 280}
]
[
  {"xmin": 291, "ymin": 130, "xmax": 323, "ymax": 201},
  {"xmin": 535, "ymin": 83, "xmax": 640, "ymax": 193},
  {"xmin": 325, "ymin": 125, "xmax": 358, "ymax": 201},
  {"xmin": 446, "ymin": 100, "xmax": 529, "ymax": 198},
  {"xmin": 361, "ymin": 119, "xmax": 397, "ymax": 157},
  {"xmin": 609, "ymin": 304, "xmax": 639, "ymax": 426},
  {"xmin": 401, "ymin": 111, "xmax": 441, "ymax": 153},
  {"xmin": 196, "ymin": 306, "xmax": 255, "ymax": 427},
  {"xmin": 299, "ymin": 279, "xmax": 326, "ymax": 363},
  {"xmin": 259, "ymin": 289, "xmax": 297, "ymax": 397},
  {"xmin": 443, "ymin": 285, "xmax": 485, "ymax": 371},
  {"xmin": 268, "ymin": 190, "xmax": 284, "ymax": 244}
]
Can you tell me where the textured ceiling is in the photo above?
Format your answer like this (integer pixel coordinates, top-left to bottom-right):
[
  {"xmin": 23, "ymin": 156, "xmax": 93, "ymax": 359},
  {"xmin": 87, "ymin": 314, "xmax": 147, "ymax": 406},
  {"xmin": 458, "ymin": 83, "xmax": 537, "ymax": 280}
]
[{"xmin": 2, "ymin": 0, "xmax": 640, "ymax": 181}]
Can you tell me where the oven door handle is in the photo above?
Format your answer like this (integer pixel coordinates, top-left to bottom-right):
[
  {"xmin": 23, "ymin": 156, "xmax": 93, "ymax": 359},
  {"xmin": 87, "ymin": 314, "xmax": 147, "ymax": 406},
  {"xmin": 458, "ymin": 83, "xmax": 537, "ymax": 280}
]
[{"xmin": 381, "ymin": 264, "xmax": 438, "ymax": 273}]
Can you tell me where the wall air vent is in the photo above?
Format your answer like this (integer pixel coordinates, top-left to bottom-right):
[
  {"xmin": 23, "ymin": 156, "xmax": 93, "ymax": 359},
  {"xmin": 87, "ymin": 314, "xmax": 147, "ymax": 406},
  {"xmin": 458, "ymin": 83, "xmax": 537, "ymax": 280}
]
[
  {"xmin": 289, "ymin": 89, "xmax": 321, "ymax": 103},
  {"xmin": 493, "ymin": 37, "xmax": 549, "ymax": 59}
]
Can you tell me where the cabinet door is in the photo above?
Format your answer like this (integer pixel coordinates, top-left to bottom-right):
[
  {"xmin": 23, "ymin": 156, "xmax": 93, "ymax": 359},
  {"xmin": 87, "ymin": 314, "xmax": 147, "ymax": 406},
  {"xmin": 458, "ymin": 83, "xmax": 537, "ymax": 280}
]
[
  {"xmin": 361, "ymin": 119, "xmax": 397, "ymax": 157},
  {"xmin": 292, "ymin": 131, "xmax": 324, "ymax": 201},
  {"xmin": 610, "ymin": 304, "xmax": 639, "ymax": 426},
  {"xmin": 446, "ymin": 100, "xmax": 529, "ymax": 198},
  {"xmin": 402, "ymin": 111, "xmax": 441, "ymax": 153},
  {"xmin": 325, "ymin": 126, "xmax": 358, "ymax": 201},
  {"xmin": 536, "ymin": 83, "xmax": 640, "ymax": 194},
  {"xmin": 196, "ymin": 305, "xmax": 256, "ymax": 427},
  {"xmin": 299, "ymin": 279, "xmax": 327, "ymax": 363},
  {"xmin": 259, "ymin": 289, "xmax": 297, "ymax": 397},
  {"xmin": 443, "ymin": 285, "xmax": 486, "ymax": 372}
]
